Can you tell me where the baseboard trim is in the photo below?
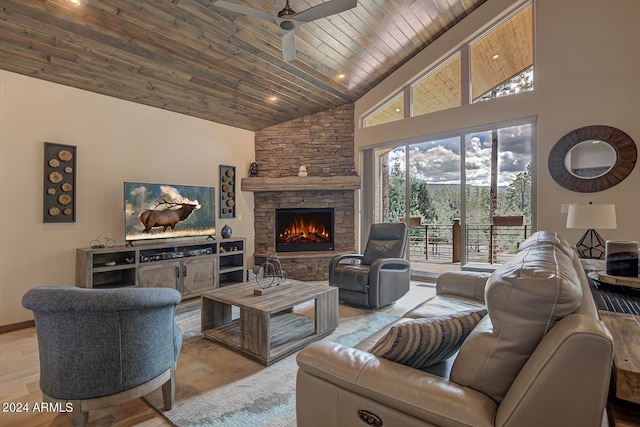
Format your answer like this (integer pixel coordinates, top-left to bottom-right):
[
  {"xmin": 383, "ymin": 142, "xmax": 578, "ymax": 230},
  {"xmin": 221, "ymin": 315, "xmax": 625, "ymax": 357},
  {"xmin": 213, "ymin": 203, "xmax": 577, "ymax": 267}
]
[{"xmin": 0, "ymin": 320, "xmax": 35, "ymax": 334}]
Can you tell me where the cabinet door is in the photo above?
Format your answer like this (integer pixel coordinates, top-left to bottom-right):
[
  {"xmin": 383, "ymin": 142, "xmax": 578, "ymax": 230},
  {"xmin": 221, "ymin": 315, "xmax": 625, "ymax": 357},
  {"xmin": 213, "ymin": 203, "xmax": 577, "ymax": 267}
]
[
  {"xmin": 182, "ymin": 256, "xmax": 216, "ymax": 296},
  {"xmin": 139, "ymin": 261, "xmax": 181, "ymax": 289}
]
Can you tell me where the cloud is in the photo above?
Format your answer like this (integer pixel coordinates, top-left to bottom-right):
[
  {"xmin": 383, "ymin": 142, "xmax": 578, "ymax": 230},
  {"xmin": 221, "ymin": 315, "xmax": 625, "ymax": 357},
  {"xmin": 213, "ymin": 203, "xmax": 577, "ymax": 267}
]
[
  {"xmin": 409, "ymin": 144, "xmax": 461, "ymax": 183},
  {"xmin": 160, "ymin": 185, "xmax": 201, "ymax": 209},
  {"xmin": 388, "ymin": 124, "xmax": 531, "ymax": 186}
]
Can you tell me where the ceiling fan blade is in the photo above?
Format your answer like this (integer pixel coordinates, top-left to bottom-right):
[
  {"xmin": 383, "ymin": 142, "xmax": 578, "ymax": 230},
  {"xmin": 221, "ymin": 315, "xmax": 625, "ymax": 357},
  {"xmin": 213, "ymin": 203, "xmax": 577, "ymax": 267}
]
[
  {"xmin": 292, "ymin": 0, "xmax": 357, "ymax": 23},
  {"xmin": 213, "ymin": 1, "xmax": 278, "ymax": 24},
  {"xmin": 282, "ymin": 31, "xmax": 297, "ymax": 62}
]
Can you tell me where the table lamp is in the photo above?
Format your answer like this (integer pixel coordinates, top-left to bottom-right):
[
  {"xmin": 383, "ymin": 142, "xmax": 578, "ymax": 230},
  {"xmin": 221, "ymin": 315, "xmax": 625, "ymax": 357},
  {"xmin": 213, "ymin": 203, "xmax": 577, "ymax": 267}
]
[{"xmin": 566, "ymin": 203, "xmax": 617, "ymax": 259}]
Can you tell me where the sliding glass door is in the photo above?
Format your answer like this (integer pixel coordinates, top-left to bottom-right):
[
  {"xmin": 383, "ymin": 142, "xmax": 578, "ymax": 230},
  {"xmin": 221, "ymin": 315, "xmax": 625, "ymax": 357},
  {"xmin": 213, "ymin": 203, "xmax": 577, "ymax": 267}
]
[
  {"xmin": 374, "ymin": 138, "xmax": 462, "ymax": 276},
  {"xmin": 465, "ymin": 124, "xmax": 533, "ymax": 266},
  {"xmin": 375, "ymin": 146, "xmax": 406, "ymax": 224},
  {"xmin": 406, "ymin": 138, "xmax": 461, "ymax": 275},
  {"xmin": 371, "ymin": 120, "xmax": 534, "ymax": 275}
]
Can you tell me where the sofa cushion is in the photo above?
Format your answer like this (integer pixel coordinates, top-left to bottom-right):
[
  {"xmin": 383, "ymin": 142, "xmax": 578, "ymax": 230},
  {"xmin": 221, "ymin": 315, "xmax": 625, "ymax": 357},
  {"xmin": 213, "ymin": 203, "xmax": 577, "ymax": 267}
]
[
  {"xmin": 450, "ymin": 244, "xmax": 582, "ymax": 403},
  {"xmin": 369, "ymin": 311, "xmax": 486, "ymax": 370},
  {"xmin": 355, "ymin": 294, "xmax": 487, "ymax": 352},
  {"xmin": 517, "ymin": 230, "xmax": 575, "ymax": 258}
]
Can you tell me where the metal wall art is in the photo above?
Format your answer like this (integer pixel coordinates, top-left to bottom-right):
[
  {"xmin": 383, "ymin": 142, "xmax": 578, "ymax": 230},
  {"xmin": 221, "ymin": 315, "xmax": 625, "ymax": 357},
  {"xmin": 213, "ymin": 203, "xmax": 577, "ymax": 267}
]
[
  {"xmin": 220, "ymin": 165, "xmax": 236, "ymax": 218},
  {"xmin": 44, "ymin": 142, "xmax": 76, "ymax": 223}
]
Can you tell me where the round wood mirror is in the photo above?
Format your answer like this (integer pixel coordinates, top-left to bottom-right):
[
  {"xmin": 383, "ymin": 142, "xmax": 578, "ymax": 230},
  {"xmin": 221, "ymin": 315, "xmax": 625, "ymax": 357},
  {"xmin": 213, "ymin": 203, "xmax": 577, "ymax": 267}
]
[{"xmin": 548, "ymin": 125, "xmax": 637, "ymax": 192}]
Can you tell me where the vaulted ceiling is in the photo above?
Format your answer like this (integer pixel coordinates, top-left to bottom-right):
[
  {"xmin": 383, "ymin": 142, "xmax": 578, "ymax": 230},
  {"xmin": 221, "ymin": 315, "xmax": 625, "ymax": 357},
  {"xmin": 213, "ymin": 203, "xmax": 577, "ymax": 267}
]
[{"xmin": 0, "ymin": 0, "xmax": 486, "ymax": 131}]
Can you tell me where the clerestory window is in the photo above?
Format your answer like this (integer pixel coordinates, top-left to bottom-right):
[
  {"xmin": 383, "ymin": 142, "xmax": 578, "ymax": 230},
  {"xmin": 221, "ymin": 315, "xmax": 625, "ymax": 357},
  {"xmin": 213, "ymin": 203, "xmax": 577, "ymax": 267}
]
[
  {"xmin": 412, "ymin": 53, "xmax": 461, "ymax": 117},
  {"xmin": 363, "ymin": 93, "xmax": 404, "ymax": 128},
  {"xmin": 362, "ymin": 2, "xmax": 533, "ymax": 128},
  {"xmin": 471, "ymin": 4, "xmax": 533, "ymax": 102}
]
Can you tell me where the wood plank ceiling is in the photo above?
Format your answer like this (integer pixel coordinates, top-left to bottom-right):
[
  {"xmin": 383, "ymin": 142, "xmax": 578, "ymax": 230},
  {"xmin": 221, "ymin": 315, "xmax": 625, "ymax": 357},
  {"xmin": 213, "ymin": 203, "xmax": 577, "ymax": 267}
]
[{"xmin": 0, "ymin": 0, "xmax": 486, "ymax": 131}]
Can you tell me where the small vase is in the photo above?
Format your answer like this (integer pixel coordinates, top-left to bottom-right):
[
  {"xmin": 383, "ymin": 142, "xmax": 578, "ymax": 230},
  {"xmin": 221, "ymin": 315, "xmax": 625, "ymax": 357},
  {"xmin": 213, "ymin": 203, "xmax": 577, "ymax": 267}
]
[{"xmin": 221, "ymin": 224, "xmax": 232, "ymax": 239}]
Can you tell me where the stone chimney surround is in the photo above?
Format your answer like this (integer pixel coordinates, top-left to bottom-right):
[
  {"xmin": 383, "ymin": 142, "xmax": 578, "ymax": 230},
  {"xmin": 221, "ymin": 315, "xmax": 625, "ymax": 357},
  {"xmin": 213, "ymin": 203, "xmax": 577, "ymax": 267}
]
[{"xmin": 245, "ymin": 103, "xmax": 358, "ymax": 280}]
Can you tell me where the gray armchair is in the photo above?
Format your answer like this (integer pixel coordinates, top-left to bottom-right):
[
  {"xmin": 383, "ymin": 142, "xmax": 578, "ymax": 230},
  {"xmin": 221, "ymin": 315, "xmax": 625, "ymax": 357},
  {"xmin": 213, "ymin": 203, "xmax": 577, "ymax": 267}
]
[
  {"xmin": 329, "ymin": 222, "xmax": 410, "ymax": 308},
  {"xmin": 22, "ymin": 286, "xmax": 182, "ymax": 427}
]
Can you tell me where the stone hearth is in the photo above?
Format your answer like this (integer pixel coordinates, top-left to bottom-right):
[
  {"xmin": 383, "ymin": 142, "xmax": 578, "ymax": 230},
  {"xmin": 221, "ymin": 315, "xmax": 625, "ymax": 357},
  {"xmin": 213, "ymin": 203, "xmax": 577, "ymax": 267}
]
[{"xmin": 250, "ymin": 103, "xmax": 357, "ymax": 280}]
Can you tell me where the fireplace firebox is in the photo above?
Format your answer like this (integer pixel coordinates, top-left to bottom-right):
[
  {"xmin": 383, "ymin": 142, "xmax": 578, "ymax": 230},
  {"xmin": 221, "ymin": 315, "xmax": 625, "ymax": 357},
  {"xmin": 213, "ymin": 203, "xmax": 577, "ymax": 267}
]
[{"xmin": 275, "ymin": 208, "xmax": 334, "ymax": 252}]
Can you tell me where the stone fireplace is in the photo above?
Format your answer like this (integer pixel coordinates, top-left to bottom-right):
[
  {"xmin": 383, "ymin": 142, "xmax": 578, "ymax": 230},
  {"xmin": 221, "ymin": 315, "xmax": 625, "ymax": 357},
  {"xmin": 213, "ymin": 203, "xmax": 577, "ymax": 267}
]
[
  {"xmin": 244, "ymin": 103, "xmax": 358, "ymax": 280},
  {"xmin": 250, "ymin": 187, "xmax": 357, "ymax": 280}
]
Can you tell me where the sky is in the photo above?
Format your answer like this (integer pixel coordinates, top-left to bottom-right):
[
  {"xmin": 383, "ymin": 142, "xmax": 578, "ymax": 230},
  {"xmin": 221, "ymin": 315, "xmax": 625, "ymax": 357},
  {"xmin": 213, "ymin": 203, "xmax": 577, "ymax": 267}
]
[
  {"xmin": 125, "ymin": 183, "xmax": 203, "ymax": 217},
  {"xmin": 388, "ymin": 124, "xmax": 532, "ymax": 186}
]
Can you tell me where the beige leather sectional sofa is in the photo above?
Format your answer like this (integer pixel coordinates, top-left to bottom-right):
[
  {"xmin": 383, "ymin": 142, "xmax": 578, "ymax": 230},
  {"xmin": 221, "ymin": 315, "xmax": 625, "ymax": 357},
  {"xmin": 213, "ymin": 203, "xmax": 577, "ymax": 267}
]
[{"xmin": 296, "ymin": 231, "xmax": 614, "ymax": 427}]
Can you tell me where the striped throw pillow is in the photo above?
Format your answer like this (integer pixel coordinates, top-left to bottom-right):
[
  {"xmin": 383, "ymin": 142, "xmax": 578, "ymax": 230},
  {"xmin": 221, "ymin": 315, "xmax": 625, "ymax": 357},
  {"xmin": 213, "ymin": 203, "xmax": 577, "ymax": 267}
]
[{"xmin": 370, "ymin": 311, "xmax": 486, "ymax": 369}]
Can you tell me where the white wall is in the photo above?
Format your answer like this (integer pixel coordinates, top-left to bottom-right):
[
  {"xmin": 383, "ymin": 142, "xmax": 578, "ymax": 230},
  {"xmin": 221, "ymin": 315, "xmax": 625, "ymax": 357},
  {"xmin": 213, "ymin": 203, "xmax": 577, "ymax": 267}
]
[
  {"xmin": 0, "ymin": 70, "xmax": 255, "ymax": 326},
  {"xmin": 355, "ymin": 0, "xmax": 640, "ymax": 246}
]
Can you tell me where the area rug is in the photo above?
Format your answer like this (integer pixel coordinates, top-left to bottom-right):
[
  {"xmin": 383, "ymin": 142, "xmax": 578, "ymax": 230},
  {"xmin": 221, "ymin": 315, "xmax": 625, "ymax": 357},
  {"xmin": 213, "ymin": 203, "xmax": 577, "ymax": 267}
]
[
  {"xmin": 144, "ymin": 295, "xmax": 399, "ymax": 427},
  {"xmin": 590, "ymin": 283, "xmax": 640, "ymax": 314}
]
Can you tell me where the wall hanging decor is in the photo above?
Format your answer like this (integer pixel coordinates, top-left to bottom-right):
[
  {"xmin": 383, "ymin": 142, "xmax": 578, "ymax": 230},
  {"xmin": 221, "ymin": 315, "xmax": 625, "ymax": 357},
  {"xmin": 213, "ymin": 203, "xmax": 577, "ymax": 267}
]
[
  {"xmin": 219, "ymin": 165, "xmax": 236, "ymax": 219},
  {"xmin": 548, "ymin": 125, "xmax": 637, "ymax": 193},
  {"xmin": 44, "ymin": 142, "xmax": 76, "ymax": 223}
]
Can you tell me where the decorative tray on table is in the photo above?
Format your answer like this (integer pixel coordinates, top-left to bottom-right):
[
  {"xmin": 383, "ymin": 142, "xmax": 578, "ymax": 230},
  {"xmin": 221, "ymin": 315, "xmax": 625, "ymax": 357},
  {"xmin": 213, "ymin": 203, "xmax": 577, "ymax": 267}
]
[{"xmin": 588, "ymin": 271, "xmax": 640, "ymax": 290}]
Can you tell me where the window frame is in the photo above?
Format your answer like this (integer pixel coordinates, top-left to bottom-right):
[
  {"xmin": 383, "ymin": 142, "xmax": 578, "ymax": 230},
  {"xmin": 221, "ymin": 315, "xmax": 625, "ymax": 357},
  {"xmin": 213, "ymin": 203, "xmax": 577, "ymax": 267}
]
[{"xmin": 361, "ymin": 1, "xmax": 533, "ymax": 129}]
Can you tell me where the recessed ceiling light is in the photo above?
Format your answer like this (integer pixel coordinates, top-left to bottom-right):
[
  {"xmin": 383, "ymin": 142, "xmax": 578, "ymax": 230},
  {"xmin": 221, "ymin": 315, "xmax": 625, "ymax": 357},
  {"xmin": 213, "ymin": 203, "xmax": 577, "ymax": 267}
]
[
  {"xmin": 337, "ymin": 73, "xmax": 346, "ymax": 80},
  {"xmin": 395, "ymin": 108, "xmax": 401, "ymax": 113},
  {"xmin": 65, "ymin": 0, "xmax": 87, "ymax": 5},
  {"xmin": 492, "ymin": 54, "xmax": 500, "ymax": 60},
  {"xmin": 269, "ymin": 95, "xmax": 278, "ymax": 102}
]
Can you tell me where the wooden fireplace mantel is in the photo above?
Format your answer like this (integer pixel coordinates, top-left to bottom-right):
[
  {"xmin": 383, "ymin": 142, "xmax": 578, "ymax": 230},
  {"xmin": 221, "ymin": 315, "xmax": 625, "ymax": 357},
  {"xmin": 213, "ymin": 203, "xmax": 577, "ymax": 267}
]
[
  {"xmin": 254, "ymin": 250, "xmax": 354, "ymax": 260},
  {"xmin": 240, "ymin": 176, "xmax": 361, "ymax": 192}
]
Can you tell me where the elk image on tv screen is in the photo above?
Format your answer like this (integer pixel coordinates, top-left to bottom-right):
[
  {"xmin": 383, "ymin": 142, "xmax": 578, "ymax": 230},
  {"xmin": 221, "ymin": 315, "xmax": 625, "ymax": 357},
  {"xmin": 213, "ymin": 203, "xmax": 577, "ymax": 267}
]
[{"xmin": 124, "ymin": 182, "xmax": 216, "ymax": 242}]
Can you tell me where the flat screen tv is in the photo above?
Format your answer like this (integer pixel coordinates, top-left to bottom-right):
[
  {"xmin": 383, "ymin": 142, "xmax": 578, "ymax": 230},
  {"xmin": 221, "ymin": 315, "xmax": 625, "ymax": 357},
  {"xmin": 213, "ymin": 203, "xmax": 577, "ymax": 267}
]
[{"xmin": 124, "ymin": 182, "xmax": 216, "ymax": 242}]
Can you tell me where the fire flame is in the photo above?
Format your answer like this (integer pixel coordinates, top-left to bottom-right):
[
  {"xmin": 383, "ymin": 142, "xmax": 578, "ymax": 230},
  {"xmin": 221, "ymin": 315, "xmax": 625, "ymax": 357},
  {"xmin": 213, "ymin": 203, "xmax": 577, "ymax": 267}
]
[{"xmin": 279, "ymin": 217, "xmax": 330, "ymax": 240}]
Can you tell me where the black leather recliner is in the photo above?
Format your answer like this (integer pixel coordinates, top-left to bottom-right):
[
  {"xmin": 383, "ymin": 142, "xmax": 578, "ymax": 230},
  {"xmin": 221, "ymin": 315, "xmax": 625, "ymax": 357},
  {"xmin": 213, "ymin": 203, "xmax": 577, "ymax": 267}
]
[{"xmin": 329, "ymin": 222, "xmax": 410, "ymax": 308}]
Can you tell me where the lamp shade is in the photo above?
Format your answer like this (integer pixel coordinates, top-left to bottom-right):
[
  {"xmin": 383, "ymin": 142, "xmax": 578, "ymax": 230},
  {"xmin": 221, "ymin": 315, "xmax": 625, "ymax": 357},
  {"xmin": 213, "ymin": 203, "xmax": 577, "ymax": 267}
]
[{"xmin": 566, "ymin": 204, "xmax": 617, "ymax": 229}]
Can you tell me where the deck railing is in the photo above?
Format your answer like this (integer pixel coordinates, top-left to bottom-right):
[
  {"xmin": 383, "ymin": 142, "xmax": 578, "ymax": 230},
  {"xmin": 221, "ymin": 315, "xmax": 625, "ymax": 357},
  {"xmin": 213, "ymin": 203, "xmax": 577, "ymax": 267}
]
[{"xmin": 406, "ymin": 219, "xmax": 530, "ymax": 265}]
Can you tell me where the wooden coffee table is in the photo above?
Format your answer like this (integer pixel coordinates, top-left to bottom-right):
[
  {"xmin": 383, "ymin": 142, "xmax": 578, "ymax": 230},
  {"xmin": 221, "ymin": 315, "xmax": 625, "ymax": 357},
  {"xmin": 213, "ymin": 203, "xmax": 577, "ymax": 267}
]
[{"xmin": 201, "ymin": 281, "xmax": 338, "ymax": 365}]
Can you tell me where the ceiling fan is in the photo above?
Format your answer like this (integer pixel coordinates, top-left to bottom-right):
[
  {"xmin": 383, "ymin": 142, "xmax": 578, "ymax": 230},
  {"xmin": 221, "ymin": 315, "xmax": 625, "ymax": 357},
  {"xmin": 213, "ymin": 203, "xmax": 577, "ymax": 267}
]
[{"xmin": 213, "ymin": 0, "xmax": 357, "ymax": 62}]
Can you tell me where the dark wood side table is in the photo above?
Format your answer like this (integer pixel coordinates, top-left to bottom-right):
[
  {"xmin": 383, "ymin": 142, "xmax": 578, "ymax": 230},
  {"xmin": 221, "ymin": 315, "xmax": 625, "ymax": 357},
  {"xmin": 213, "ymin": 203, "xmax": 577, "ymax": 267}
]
[
  {"xmin": 600, "ymin": 312, "xmax": 640, "ymax": 405},
  {"xmin": 600, "ymin": 312, "xmax": 640, "ymax": 426},
  {"xmin": 584, "ymin": 263, "xmax": 640, "ymax": 426}
]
